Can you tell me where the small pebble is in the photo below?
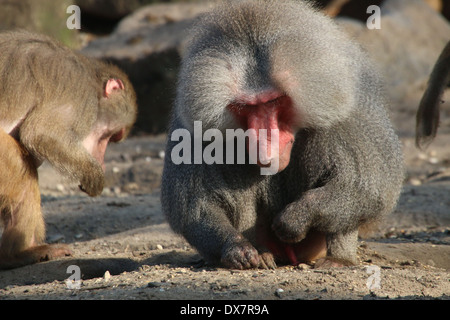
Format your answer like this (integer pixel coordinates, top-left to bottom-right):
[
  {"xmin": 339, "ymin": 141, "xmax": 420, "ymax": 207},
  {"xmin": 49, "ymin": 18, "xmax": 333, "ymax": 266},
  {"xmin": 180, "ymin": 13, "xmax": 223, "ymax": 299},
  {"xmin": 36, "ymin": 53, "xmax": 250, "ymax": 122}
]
[
  {"xmin": 47, "ymin": 234, "xmax": 65, "ymax": 243},
  {"xmin": 275, "ymin": 288, "xmax": 284, "ymax": 298},
  {"xmin": 147, "ymin": 282, "xmax": 164, "ymax": 288},
  {"xmin": 296, "ymin": 263, "xmax": 311, "ymax": 270}
]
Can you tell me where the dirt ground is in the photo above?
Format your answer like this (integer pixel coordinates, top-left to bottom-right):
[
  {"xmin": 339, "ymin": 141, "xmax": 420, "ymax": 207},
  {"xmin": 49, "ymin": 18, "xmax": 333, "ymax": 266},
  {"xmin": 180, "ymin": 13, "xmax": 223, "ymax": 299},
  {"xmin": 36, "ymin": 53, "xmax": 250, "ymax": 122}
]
[{"xmin": 0, "ymin": 96, "xmax": 449, "ymax": 302}]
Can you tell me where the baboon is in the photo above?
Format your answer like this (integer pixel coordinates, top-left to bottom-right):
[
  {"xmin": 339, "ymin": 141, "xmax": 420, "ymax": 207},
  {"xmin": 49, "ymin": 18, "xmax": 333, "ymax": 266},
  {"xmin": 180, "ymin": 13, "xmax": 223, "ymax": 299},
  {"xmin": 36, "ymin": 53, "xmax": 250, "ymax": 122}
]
[
  {"xmin": 161, "ymin": 0, "xmax": 404, "ymax": 269},
  {"xmin": 0, "ymin": 30, "xmax": 137, "ymax": 269}
]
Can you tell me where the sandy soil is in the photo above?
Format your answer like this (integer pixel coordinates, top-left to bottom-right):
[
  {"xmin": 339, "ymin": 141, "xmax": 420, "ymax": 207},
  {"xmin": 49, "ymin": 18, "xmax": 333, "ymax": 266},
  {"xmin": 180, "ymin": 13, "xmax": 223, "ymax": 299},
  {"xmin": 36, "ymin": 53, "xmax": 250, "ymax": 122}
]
[{"xmin": 0, "ymin": 97, "xmax": 449, "ymax": 302}]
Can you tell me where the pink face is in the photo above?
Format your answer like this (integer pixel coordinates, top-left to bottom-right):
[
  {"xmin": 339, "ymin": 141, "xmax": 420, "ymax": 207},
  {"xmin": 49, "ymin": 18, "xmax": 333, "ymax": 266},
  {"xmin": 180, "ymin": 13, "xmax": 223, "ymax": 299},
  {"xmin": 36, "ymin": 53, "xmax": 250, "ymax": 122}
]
[
  {"xmin": 83, "ymin": 79, "xmax": 127, "ymax": 171},
  {"xmin": 86, "ymin": 127, "xmax": 125, "ymax": 171},
  {"xmin": 227, "ymin": 90, "xmax": 297, "ymax": 172}
]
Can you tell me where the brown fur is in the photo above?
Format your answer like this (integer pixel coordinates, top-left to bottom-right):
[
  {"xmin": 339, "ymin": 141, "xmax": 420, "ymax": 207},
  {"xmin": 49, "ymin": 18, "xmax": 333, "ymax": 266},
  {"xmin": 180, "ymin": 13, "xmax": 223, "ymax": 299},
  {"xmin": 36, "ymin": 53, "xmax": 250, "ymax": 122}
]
[
  {"xmin": 0, "ymin": 30, "xmax": 137, "ymax": 269},
  {"xmin": 0, "ymin": 127, "xmax": 70, "ymax": 269}
]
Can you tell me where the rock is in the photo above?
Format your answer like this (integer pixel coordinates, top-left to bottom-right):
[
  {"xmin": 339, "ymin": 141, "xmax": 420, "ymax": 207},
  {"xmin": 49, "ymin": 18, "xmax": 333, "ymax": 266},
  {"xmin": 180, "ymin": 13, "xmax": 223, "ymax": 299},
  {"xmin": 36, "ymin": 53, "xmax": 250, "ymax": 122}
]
[
  {"xmin": 316, "ymin": 0, "xmax": 449, "ymax": 21},
  {"xmin": 77, "ymin": 0, "xmax": 144, "ymax": 20},
  {"xmin": 77, "ymin": 0, "xmax": 209, "ymax": 21},
  {"xmin": 337, "ymin": 0, "xmax": 450, "ymax": 106},
  {"xmin": 47, "ymin": 234, "xmax": 66, "ymax": 244},
  {"xmin": 82, "ymin": 0, "xmax": 450, "ymax": 135},
  {"xmin": 103, "ymin": 270, "xmax": 111, "ymax": 281},
  {"xmin": 81, "ymin": 2, "xmax": 217, "ymax": 134},
  {"xmin": 323, "ymin": 0, "xmax": 384, "ymax": 19},
  {"xmin": 147, "ymin": 281, "xmax": 164, "ymax": 288},
  {"xmin": 114, "ymin": 2, "xmax": 217, "ymax": 33},
  {"xmin": 275, "ymin": 288, "xmax": 284, "ymax": 298}
]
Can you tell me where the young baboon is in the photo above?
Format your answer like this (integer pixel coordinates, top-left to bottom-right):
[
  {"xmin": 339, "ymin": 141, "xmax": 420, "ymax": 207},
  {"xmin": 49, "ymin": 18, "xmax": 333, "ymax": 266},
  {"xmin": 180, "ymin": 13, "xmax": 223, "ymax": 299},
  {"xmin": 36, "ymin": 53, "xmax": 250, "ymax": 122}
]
[
  {"xmin": 0, "ymin": 30, "xmax": 137, "ymax": 269},
  {"xmin": 161, "ymin": 0, "xmax": 405, "ymax": 270},
  {"xmin": 416, "ymin": 41, "xmax": 450, "ymax": 148}
]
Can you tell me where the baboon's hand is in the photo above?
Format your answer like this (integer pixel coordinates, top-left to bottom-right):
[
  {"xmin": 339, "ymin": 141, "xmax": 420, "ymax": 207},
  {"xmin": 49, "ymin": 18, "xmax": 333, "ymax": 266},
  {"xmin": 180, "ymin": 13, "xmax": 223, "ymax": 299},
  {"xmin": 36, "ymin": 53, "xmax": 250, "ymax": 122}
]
[{"xmin": 221, "ymin": 237, "xmax": 260, "ymax": 270}]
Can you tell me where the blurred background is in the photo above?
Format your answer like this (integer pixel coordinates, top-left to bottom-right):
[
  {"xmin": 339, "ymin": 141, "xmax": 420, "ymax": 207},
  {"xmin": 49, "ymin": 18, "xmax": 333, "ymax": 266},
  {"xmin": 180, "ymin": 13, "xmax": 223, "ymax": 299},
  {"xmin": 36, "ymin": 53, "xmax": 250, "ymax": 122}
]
[
  {"xmin": 0, "ymin": 2, "xmax": 449, "ymax": 295},
  {"xmin": 0, "ymin": 0, "xmax": 448, "ymax": 138}
]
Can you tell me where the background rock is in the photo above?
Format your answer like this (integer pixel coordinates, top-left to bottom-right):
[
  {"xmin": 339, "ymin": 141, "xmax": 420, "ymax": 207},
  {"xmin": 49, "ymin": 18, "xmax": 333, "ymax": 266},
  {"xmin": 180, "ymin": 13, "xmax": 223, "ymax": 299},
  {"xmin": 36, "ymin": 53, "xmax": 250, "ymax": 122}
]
[
  {"xmin": 337, "ymin": 0, "xmax": 450, "ymax": 106},
  {"xmin": 81, "ymin": 0, "xmax": 450, "ymax": 134},
  {"xmin": 77, "ymin": 0, "xmax": 153, "ymax": 20},
  {"xmin": 76, "ymin": 0, "xmax": 203, "ymax": 20},
  {"xmin": 336, "ymin": 0, "xmax": 450, "ymax": 138},
  {"xmin": 317, "ymin": 0, "xmax": 449, "ymax": 20},
  {"xmin": 1, "ymin": 0, "xmax": 448, "ymax": 134},
  {"xmin": 81, "ymin": 2, "xmax": 216, "ymax": 134},
  {"xmin": 1, "ymin": 0, "xmax": 449, "ymax": 302}
]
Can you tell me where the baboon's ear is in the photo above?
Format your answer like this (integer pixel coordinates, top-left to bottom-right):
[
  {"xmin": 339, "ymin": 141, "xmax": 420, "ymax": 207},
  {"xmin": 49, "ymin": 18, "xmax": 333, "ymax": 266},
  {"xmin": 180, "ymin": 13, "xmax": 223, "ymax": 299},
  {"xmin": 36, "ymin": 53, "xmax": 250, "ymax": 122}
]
[{"xmin": 104, "ymin": 79, "xmax": 124, "ymax": 98}]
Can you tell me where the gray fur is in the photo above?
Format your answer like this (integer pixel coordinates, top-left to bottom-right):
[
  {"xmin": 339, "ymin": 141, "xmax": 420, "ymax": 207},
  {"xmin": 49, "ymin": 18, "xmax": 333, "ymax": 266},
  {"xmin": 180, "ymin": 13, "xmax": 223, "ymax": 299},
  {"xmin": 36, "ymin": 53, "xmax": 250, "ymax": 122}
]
[{"xmin": 162, "ymin": 0, "xmax": 404, "ymax": 269}]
